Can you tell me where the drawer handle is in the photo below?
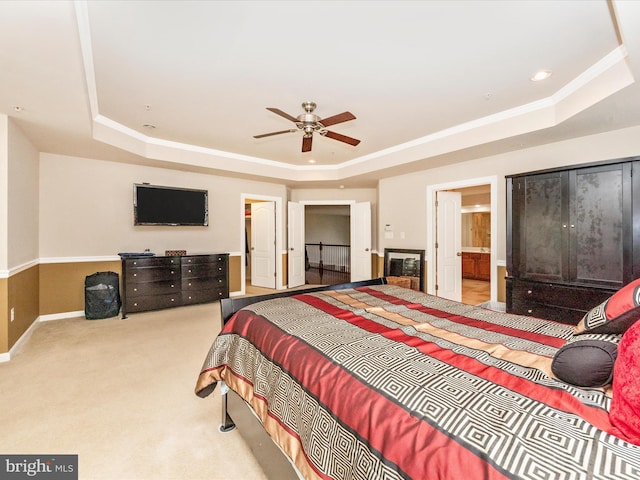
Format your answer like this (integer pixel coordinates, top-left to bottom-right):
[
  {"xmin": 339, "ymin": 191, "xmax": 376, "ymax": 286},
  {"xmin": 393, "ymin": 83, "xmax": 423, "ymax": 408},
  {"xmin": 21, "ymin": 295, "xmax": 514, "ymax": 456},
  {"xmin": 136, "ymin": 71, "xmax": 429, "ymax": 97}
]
[
  {"xmin": 133, "ymin": 273, "xmax": 137, "ymax": 277},
  {"xmin": 171, "ymin": 284, "xmax": 175, "ymax": 288},
  {"xmin": 188, "ymin": 269, "xmax": 192, "ymax": 273},
  {"xmin": 527, "ymin": 309, "xmax": 533, "ymax": 314},
  {"xmin": 527, "ymin": 290, "xmax": 532, "ymax": 294},
  {"xmin": 188, "ymin": 282, "xmax": 192, "ymax": 286},
  {"xmin": 133, "ymin": 288, "xmax": 137, "ymax": 292},
  {"xmin": 133, "ymin": 302, "xmax": 138, "ymax": 306},
  {"xmin": 188, "ymin": 296, "xmax": 192, "ymax": 300},
  {"xmin": 171, "ymin": 298, "xmax": 175, "ymax": 302},
  {"xmin": 133, "ymin": 261, "xmax": 137, "ymax": 265}
]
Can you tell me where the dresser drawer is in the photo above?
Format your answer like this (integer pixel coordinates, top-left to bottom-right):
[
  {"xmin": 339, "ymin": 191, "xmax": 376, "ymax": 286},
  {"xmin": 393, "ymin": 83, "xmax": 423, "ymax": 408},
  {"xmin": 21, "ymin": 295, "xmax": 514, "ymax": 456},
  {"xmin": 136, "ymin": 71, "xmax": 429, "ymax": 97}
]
[
  {"xmin": 126, "ymin": 256, "xmax": 180, "ymax": 268},
  {"xmin": 181, "ymin": 262, "xmax": 226, "ymax": 278},
  {"xmin": 126, "ymin": 266, "xmax": 180, "ymax": 283},
  {"xmin": 182, "ymin": 276, "xmax": 227, "ymax": 291},
  {"xmin": 126, "ymin": 280, "xmax": 179, "ymax": 297},
  {"xmin": 127, "ymin": 293, "xmax": 182, "ymax": 313},
  {"xmin": 181, "ymin": 254, "xmax": 227, "ymax": 266},
  {"xmin": 182, "ymin": 288, "xmax": 226, "ymax": 305}
]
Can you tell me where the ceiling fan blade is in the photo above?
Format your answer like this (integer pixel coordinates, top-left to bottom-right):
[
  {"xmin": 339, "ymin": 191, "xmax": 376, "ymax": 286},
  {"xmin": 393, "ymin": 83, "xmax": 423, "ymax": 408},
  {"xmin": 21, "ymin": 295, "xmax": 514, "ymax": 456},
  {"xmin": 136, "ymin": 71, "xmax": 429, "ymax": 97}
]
[
  {"xmin": 302, "ymin": 135, "xmax": 313, "ymax": 152},
  {"xmin": 253, "ymin": 129, "xmax": 296, "ymax": 139},
  {"xmin": 323, "ymin": 130, "xmax": 361, "ymax": 146},
  {"xmin": 266, "ymin": 107, "xmax": 299, "ymax": 123},
  {"xmin": 319, "ymin": 111, "xmax": 356, "ymax": 127}
]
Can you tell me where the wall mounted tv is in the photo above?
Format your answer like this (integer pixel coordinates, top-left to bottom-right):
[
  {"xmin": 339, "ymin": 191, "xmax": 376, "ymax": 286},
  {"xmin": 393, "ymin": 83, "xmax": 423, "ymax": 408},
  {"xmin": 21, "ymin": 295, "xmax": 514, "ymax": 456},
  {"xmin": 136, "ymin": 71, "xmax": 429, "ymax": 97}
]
[{"xmin": 133, "ymin": 183, "xmax": 208, "ymax": 226}]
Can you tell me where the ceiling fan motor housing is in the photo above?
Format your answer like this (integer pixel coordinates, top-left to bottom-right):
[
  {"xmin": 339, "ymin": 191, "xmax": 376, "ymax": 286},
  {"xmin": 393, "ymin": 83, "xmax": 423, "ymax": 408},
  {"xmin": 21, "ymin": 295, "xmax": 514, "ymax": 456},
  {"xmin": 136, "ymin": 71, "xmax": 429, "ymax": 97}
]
[{"xmin": 254, "ymin": 101, "xmax": 360, "ymax": 151}]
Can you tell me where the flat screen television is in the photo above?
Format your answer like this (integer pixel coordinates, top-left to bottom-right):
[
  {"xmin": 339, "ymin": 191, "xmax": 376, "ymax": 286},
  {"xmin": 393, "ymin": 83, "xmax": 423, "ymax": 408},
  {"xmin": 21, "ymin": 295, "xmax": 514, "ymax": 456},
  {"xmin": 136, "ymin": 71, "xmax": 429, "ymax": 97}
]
[{"xmin": 133, "ymin": 183, "xmax": 208, "ymax": 226}]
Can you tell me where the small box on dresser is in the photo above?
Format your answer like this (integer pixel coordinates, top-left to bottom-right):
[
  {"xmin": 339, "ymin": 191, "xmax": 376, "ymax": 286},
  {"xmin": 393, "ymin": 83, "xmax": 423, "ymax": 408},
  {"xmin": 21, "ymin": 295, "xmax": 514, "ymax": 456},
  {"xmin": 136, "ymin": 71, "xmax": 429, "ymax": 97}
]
[{"xmin": 121, "ymin": 253, "xmax": 229, "ymax": 318}]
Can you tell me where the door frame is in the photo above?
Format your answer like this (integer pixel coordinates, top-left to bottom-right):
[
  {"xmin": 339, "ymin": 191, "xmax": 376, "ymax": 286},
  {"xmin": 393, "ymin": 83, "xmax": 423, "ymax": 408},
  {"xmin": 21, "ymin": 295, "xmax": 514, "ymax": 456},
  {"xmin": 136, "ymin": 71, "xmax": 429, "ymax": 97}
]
[
  {"xmin": 296, "ymin": 200, "xmax": 360, "ymax": 283},
  {"xmin": 240, "ymin": 193, "xmax": 284, "ymax": 296},
  {"xmin": 426, "ymin": 175, "xmax": 498, "ymax": 302}
]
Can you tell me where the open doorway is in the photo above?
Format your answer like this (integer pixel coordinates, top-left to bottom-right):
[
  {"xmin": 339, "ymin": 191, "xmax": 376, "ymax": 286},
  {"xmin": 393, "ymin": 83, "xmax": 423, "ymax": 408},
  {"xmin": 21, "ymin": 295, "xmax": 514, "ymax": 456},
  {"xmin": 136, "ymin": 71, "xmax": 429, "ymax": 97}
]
[
  {"xmin": 289, "ymin": 200, "xmax": 372, "ymax": 288},
  {"xmin": 426, "ymin": 176, "xmax": 498, "ymax": 305},
  {"xmin": 304, "ymin": 204, "xmax": 351, "ymax": 285},
  {"xmin": 456, "ymin": 185, "xmax": 491, "ymax": 305},
  {"xmin": 242, "ymin": 194, "xmax": 283, "ymax": 296}
]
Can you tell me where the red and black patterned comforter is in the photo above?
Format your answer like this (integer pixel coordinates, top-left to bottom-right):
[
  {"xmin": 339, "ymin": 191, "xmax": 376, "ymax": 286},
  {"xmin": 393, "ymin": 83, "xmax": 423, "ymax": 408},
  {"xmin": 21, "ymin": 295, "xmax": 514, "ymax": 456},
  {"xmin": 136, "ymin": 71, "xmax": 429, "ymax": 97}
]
[{"xmin": 195, "ymin": 285, "xmax": 640, "ymax": 480}]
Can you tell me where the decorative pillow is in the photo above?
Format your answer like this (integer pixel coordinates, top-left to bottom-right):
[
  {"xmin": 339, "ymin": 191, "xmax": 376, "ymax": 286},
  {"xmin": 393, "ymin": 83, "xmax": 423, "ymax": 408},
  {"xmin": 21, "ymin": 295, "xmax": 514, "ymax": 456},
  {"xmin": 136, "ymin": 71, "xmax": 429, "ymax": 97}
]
[
  {"xmin": 574, "ymin": 278, "xmax": 640, "ymax": 335},
  {"xmin": 610, "ymin": 320, "xmax": 640, "ymax": 445},
  {"xmin": 551, "ymin": 333, "xmax": 620, "ymax": 387}
]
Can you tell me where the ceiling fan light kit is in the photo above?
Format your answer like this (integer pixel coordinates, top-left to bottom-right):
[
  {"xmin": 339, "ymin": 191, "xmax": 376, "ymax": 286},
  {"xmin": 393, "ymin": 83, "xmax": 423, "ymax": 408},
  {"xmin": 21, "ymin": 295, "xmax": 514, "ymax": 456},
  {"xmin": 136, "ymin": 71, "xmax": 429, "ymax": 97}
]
[{"xmin": 254, "ymin": 101, "xmax": 360, "ymax": 153}]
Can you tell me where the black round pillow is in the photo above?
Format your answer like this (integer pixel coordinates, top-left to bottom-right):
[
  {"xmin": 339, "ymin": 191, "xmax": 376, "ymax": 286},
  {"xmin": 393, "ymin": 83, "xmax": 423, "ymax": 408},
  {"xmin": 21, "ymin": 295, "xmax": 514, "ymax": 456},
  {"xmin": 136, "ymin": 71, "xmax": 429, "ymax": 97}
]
[{"xmin": 551, "ymin": 337, "xmax": 619, "ymax": 387}]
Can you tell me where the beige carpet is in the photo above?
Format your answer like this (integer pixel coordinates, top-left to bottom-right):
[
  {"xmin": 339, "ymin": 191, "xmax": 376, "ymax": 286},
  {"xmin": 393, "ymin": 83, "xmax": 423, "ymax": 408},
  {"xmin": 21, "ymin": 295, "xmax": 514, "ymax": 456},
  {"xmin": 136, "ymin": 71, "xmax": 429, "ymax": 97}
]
[{"xmin": 0, "ymin": 302, "xmax": 268, "ymax": 480}]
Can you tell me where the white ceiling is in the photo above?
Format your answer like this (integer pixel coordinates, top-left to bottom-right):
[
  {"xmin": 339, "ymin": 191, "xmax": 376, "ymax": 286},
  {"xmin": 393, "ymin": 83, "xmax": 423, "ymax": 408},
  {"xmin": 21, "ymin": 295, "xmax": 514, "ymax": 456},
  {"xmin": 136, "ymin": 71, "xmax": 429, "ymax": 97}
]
[{"xmin": 2, "ymin": 1, "xmax": 640, "ymax": 188}]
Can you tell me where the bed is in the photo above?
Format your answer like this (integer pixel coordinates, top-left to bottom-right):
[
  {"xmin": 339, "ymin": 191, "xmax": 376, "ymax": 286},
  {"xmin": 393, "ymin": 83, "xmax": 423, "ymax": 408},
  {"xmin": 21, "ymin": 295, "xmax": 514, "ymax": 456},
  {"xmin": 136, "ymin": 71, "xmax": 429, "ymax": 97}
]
[{"xmin": 195, "ymin": 278, "xmax": 640, "ymax": 480}]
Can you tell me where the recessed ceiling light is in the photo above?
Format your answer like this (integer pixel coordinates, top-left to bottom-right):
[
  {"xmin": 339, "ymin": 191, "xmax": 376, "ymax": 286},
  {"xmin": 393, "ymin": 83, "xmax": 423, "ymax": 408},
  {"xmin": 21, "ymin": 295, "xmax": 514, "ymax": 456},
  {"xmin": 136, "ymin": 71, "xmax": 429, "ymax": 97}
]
[
  {"xmin": 308, "ymin": 159, "xmax": 316, "ymax": 164},
  {"xmin": 531, "ymin": 70, "xmax": 552, "ymax": 82},
  {"xmin": 12, "ymin": 105, "xmax": 23, "ymax": 112}
]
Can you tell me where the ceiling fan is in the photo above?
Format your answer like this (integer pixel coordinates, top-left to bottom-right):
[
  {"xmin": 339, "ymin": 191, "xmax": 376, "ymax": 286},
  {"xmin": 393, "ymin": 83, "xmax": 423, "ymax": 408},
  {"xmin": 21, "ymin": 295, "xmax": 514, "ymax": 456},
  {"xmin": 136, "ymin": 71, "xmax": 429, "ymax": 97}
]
[{"xmin": 253, "ymin": 101, "xmax": 360, "ymax": 153}]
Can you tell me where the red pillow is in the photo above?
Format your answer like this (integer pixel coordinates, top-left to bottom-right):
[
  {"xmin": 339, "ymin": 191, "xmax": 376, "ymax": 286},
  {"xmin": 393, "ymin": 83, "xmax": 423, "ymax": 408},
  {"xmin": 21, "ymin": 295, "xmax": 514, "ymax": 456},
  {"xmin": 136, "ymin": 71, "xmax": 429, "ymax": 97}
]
[
  {"xmin": 610, "ymin": 319, "xmax": 640, "ymax": 445},
  {"xmin": 574, "ymin": 278, "xmax": 640, "ymax": 334}
]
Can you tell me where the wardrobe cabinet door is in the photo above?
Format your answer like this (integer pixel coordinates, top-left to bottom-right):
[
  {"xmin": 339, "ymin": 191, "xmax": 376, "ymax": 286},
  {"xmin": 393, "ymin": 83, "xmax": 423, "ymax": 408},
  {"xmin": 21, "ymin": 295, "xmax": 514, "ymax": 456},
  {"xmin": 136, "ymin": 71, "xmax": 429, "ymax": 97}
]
[
  {"xmin": 570, "ymin": 163, "xmax": 630, "ymax": 288},
  {"xmin": 514, "ymin": 172, "xmax": 567, "ymax": 283}
]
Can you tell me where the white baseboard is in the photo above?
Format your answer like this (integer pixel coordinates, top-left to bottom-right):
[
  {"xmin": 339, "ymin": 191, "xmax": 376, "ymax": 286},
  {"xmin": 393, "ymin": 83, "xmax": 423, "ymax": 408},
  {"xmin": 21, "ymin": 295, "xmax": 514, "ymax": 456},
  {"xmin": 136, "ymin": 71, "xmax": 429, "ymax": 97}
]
[
  {"xmin": 0, "ymin": 310, "xmax": 85, "ymax": 362},
  {"xmin": 39, "ymin": 310, "xmax": 85, "ymax": 322}
]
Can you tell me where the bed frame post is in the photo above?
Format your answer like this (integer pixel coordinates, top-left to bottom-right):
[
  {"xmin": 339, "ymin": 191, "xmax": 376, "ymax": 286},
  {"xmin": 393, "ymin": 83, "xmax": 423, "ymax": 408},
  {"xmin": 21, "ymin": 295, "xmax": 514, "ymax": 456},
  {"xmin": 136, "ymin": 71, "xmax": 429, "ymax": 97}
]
[{"xmin": 219, "ymin": 394, "xmax": 236, "ymax": 432}]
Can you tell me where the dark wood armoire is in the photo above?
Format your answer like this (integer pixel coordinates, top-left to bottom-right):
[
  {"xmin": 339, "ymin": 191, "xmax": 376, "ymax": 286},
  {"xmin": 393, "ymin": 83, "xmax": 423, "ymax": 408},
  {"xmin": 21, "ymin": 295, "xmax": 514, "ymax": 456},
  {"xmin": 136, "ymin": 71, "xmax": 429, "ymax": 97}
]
[{"xmin": 506, "ymin": 156, "xmax": 640, "ymax": 325}]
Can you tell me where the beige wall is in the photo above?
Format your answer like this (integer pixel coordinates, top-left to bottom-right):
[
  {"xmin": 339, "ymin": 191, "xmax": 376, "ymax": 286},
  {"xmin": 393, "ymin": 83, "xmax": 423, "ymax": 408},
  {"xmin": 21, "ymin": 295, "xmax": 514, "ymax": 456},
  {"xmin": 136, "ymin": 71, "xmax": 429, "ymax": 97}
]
[
  {"xmin": 39, "ymin": 260, "xmax": 120, "ymax": 316},
  {"xmin": 379, "ymin": 125, "xmax": 640, "ymax": 268},
  {"xmin": 0, "ymin": 115, "xmax": 7, "ymax": 272},
  {"xmin": 8, "ymin": 120, "xmax": 39, "ymax": 267},
  {"xmin": 1, "ymin": 118, "xmax": 40, "ymax": 354},
  {"xmin": 39, "ymin": 153, "xmax": 288, "ymax": 258}
]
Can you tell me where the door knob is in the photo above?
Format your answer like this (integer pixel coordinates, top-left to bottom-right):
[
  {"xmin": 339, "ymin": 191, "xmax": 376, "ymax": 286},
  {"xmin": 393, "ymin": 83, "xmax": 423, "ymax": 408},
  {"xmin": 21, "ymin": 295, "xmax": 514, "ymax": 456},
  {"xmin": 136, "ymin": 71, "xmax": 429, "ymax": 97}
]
[{"xmin": 456, "ymin": 252, "xmax": 462, "ymax": 256}]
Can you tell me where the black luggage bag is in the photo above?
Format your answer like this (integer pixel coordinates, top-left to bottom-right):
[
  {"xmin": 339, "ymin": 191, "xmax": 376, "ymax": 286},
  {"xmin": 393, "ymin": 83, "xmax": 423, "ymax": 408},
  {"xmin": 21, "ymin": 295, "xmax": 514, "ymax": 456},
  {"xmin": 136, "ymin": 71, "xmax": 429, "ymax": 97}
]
[{"xmin": 84, "ymin": 271, "xmax": 121, "ymax": 319}]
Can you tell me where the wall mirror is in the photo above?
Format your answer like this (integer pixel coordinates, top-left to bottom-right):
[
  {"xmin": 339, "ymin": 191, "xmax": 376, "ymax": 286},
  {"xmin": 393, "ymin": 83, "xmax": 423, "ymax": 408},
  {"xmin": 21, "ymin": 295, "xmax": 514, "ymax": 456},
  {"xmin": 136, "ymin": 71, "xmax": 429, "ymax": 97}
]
[{"xmin": 383, "ymin": 248, "xmax": 425, "ymax": 291}]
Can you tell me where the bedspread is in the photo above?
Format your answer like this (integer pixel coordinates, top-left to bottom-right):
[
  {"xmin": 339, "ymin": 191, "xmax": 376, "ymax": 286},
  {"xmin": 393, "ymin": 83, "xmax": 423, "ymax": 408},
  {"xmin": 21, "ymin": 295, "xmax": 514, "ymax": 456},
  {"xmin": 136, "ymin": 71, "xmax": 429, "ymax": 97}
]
[{"xmin": 195, "ymin": 285, "xmax": 640, "ymax": 480}]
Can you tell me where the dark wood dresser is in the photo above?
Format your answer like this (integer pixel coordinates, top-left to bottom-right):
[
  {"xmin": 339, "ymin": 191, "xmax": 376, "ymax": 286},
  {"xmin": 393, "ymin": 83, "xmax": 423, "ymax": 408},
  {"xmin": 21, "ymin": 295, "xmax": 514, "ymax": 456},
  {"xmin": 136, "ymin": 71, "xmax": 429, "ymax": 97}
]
[
  {"xmin": 506, "ymin": 156, "xmax": 640, "ymax": 325},
  {"xmin": 121, "ymin": 253, "xmax": 229, "ymax": 318}
]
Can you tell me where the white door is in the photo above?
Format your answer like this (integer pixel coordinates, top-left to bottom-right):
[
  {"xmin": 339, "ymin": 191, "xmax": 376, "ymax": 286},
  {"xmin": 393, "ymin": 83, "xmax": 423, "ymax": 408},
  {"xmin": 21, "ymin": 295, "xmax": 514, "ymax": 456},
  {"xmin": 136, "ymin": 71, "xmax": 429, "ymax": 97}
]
[
  {"xmin": 436, "ymin": 191, "xmax": 461, "ymax": 301},
  {"xmin": 288, "ymin": 202, "xmax": 305, "ymax": 288},
  {"xmin": 251, "ymin": 202, "xmax": 276, "ymax": 288},
  {"xmin": 351, "ymin": 202, "xmax": 372, "ymax": 281}
]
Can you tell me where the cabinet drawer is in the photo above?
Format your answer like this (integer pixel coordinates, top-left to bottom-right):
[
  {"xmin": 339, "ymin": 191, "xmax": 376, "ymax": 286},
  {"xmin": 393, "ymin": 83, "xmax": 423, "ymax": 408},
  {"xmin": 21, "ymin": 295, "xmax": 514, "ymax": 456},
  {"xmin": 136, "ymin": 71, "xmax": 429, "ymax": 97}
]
[
  {"xmin": 126, "ymin": 267, "xmax": 179, "ymax": 283},
  {"xmin": 513, "ymin": 282, "xmax": 613, "ymax": 311},
  {"xmin": 126, "ymin": 293, "xmax": 182, "ymax": 313},
  {"xmin": 510, "ymin": 300, "xmax": 582, "ymax": 325},
  {"xmin": 182, "ymin": 288, "xmax": 226, "ymax": 305},
  {"xmin": 181, "ymin": 254, "xmax": 227, "ymax": 266},
  {"xmin": 126, "ymin": 280, "xmax": 179, "ymax": 297},
  {"xmin": 126, "ymin": 257, "xmax": 180, "ymax": 268},
  {"xmin": 182, "ymin": 276, "xmax": 227, "ymax": 291},
  {"xmin": 182, "ymin": 263, "xmax": 226, "ymax": 278}
]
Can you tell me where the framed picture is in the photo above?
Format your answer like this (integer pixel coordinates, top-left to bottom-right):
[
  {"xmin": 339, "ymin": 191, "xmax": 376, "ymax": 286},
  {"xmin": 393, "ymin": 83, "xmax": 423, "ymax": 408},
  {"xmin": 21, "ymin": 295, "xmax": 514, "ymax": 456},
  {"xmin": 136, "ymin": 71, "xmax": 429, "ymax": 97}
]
[{"xmin": 383, "ymin": 248, "xmax": 425, "ymax": 291}]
